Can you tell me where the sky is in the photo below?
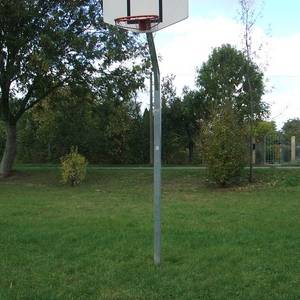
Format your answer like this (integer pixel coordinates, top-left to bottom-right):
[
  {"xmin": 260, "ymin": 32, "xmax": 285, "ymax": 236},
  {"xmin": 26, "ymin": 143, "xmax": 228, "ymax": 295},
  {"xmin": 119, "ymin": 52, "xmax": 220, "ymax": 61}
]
[{"xmin": 143, "ymin": 0, "xmax": 300, "ymax": 129}]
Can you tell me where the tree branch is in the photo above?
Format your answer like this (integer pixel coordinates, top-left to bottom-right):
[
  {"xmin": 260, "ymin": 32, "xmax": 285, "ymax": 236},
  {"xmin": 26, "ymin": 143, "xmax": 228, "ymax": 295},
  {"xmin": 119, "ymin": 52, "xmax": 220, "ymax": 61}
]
[{"xmin": 14, "ymin": 80, "xmax": 67, "ymax": 122}]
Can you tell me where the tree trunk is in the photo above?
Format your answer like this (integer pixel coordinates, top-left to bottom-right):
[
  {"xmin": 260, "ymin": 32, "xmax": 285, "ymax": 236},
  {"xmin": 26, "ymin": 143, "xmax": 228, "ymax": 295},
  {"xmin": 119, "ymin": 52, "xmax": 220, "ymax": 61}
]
[
  {"xmin": 188, "ymin": 142, "xmax": 194, "ymax": 163},
  {"xmin": 249, "ymin": 135, "xmax": 253, "ymax": 183},
  {"xmin": 0, "ymin": 123, "xmax": 17, "ymax": 177}
]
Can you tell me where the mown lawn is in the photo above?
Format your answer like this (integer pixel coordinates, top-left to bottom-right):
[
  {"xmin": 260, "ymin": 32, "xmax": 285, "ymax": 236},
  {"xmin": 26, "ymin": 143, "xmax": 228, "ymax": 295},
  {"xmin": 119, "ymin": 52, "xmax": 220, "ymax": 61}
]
[{"xmin": 0, "ymin": 167, "xmax": 299, "ymax": 299}]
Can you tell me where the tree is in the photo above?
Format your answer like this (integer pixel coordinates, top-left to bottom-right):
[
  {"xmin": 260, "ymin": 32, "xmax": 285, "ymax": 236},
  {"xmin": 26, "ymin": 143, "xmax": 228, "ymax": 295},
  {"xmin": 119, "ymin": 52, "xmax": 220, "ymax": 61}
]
[
  {"xmin": 17, "ymin": 84, "xmax": 148, "ymax": 165},
  {"xmin": 0, "ymin": 0, "xmax": 147, "ymax": 176},
  {"xmin": 196, "ymin": 44, "xmax": 267, "ymax": 123},
  {"xmin": 181, "ymin": 88, "xmax": 209, "ymax": 162},
  {"xmin": 161, "ymin": 74, "xmax": 180, "ymax": 163},
  {"xmin": 282, "ymin": 118, "xmax": 300, "ymax": 142},
  {"xmin": 0, "ymin": 120, "xmax": 4, "ymax": 156},
  {"xmin": 254, "ymin": 120, "xmax": 277, "ymax": 143},
  {"xmin": 238, "ymin": 0, "xmax": 264, "ymax": 181},
  {"xmin": 197, "ymin": 44, "xmax": 267, "ymax": 175},
  {"xmin": 201, "ymin": 104, "xmax": 247, "ymax": 186},
  {"xmin": 161, "ymin": 75, "xmax": 210, "ymax": 163},
  {"xmin": 18, "ymin": 86, "xmax": 96, "ymax": 163}
]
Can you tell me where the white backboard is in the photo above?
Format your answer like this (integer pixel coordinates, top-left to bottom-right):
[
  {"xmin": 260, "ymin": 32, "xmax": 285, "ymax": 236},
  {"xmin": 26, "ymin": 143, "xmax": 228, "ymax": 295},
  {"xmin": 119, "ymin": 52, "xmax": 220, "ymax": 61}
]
[{"xmin": 103, "ymin": 0, "xmax": 189, "ymax": 33}]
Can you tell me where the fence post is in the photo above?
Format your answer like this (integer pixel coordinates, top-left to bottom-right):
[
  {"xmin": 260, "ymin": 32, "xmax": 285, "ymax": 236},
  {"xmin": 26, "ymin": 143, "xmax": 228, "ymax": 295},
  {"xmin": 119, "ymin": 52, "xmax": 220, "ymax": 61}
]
[{"xmin": 291, "ymin": 136, "xmax": 296, "ymax": 162}]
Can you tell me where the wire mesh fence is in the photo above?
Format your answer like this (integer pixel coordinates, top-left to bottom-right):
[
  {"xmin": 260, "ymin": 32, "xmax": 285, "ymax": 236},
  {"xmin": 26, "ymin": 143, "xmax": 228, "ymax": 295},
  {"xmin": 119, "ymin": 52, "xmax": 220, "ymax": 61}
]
[{"xmin": 255, "ymin": 135, "xmax": 298, "ymax": 165}]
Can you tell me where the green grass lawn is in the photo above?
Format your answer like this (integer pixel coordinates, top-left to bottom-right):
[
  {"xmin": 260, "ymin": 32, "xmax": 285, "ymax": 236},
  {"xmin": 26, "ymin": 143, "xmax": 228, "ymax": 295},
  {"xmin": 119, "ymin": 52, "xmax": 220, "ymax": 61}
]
[{"xmin": 0, "ymin": 167, "xmax": 300, "ymax": 299}]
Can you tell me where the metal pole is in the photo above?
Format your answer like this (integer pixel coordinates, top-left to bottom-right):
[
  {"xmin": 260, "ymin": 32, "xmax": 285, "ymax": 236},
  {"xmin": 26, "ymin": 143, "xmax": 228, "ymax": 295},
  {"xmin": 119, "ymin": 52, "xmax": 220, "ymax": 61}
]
[
  {"xmin": 150, "ymin": 73, "xmax": 154, "ymax": 165},
  {"xmin": 146, "ymin": 33, "xmax": 161, "ymax": 265}
]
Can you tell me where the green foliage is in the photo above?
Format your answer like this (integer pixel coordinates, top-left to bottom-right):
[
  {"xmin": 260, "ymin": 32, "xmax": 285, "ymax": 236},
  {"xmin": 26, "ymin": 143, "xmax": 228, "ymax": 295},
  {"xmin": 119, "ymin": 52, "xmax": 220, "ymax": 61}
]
[
  {"xmin": 161, "ymin": 75, "xmax": 182, "ymax": 163},
  {"xmin": 254, "ymin": 120, "xmax": 277, "ymax": 142},
  {"xmin": 196, "ymin": 44, "xmax": 268, "ymax": 122},
  {"xmin": 14, "ymin": 74, "xmax": 206, "ymax": 165},
  {"xmin": 60, "ymin": 147, "xmax": 87, "ymax": 186},
  {"xmin": 181, "ymin": 88, "xmax": 210, "ymax": 162},
  {"xmin": 0, "ymin": 0, "xmax": 147, "ymax": 123},
  {"xmin": 0, "ymin": 0, "xmax": 148, "ymax": 174},
  {"xmin": 281, "ymin": 118, "xmax": 300, "ymax": 141},
  {"xmin": 17, "ymin": 85, "xmax": 150, "ymax": 164},
  {"xmin": 17, "ymin": 87, "xmax": 94, "ymax": 163},
  {"xmin": 201, "ymin": 106, "xmax": 247, "ymax": 186},
  {"xmin": 161, "ymin": 75, "xmax": 209, "ymax": 163},
  {"xmin": 16, "ymin": 77, "xmax": 210, "ymax": 165}
]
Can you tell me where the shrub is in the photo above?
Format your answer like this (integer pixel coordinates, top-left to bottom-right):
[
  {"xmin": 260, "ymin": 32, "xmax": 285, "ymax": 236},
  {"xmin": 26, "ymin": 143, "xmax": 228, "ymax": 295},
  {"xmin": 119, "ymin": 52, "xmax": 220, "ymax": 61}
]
[
  {"xmin": 201, "ymin": 106, "xmax": 247, "ymax": 186},
  {"xmin": 61, "ymin": 147, "xmax": 87, "ymax": 186}
]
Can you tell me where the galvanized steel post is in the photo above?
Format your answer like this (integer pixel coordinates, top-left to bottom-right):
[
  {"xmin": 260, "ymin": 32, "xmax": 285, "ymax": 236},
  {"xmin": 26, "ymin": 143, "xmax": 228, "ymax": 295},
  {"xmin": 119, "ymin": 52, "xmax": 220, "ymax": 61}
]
[
  {"xmin": 150, "ymin": 73, "xmax": 154, "ymax": 165},
  {"xmin": 146, "ymin": 33, "xmax": 161, "ymax": 265}
]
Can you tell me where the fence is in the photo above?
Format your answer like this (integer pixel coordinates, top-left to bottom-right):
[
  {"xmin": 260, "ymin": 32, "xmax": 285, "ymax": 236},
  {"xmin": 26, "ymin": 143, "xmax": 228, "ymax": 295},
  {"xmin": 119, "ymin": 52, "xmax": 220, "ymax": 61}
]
[{"xmin": 254, "ymin": 135, "xmax": 299, "ymax": 165}]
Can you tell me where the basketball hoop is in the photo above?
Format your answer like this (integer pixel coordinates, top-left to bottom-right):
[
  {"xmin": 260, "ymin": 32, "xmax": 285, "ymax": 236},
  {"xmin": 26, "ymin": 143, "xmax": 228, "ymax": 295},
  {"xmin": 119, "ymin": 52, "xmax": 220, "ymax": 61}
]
[
  {"xmin": 103, "ymin": 0, "xmax": 189, "ymax": 267},
  {"xmin": 115, "ymin": 15, "xmax": 160, "ymax": 32}
]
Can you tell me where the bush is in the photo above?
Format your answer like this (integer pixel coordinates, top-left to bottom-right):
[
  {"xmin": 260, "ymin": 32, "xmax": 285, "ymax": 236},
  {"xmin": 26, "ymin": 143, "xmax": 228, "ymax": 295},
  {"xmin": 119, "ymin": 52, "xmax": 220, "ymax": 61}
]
[
  {"xmin": 61, "ymin": 147, "xmax": 88, "ymax": 186},
  {"xmin": 201, "ymin": 106, "xmax": 247, "ymax": 186}
]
